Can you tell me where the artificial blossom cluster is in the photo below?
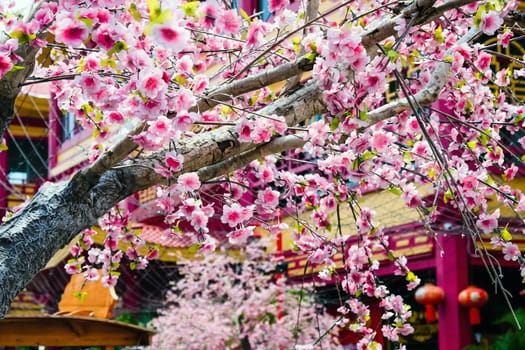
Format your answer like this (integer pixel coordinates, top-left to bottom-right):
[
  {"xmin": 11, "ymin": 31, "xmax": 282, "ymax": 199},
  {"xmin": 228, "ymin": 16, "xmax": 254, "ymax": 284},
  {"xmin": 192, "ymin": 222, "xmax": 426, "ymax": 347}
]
[{"xmin": 2, "ymin": 0, "xmax": 525, "ymax": 347}]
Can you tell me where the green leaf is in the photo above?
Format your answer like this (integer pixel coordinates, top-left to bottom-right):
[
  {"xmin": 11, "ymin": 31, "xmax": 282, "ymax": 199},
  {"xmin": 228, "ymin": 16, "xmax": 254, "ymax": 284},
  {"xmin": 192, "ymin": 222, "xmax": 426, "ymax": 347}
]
[
  {"xmin": 172, "ymin": 221, "xmax": 181, "ymax": 234},
  {"xmin": 403, "ymin": 151, "xmax": 412, "ymax": 163},
  {"xmin": 443, "ymin": 189, "xmax": 453, "ymax": 204},
  {"xmin": 110, "ymin": 270, "xmax": 121, "ymax": 277},
  {"xmin": 188, "ymin": 243, "xmax": 200, "ymax": 254},
  {"xmin": 291, "ymin": 36, "xmax": 301, "ymax": 53},
  {"xmin": 239, "ymin": 8, "xmax": 251, "ymax": 23},
  {"xmin": 435, "ymin": 25, "xmax": 444, "ymax": 44},
  {"xmin": 406, "ymin": 271, "xmax": 417, "ymax": 282},
  {"xmin": 72, "ymin": 291, "xmax": 87, "ymax": 303},
  {"xmin": 174, "ymin": 74, "xmax": 188, "ymax": 86},
  {"xmin": 479, "ymin": 130, "xmax": 490, "ymax": 146},
  {"xmin": 147, "ymin": 0, "xmax": 161, "ymax": 18},
  {"xmin": 473, "ymin": 6, "xmax": 484, "ymax": 27},
  {"xmin": 146, "ymin": 0, "xmax": 171, "ymax": 25},
  {"xmin": 305, "ymin": 52, "xmax": 317, "ymax": 63},
  {"xmin": 387, "ymin": 49, "xmax": 399, "ymax": 62},
  {"xmin": 108, "ymin": 41, "xmax": 128, "ymax": 56},
  {"xmin": 10, "ymin": 31, "xmax": 36, "ymax": 45},
  {"xmin": 129, "ymin": 3, "xmax": 142, "ymax": 21},
  {"xmin": 180, "ymin": 1, "xmax": 200, "ymax": 17},
  {"xmin": 78, "ymin": 17, "xmax": 93, "ymax": 28},
  {"xmin": 330, "ymin": 117, "xmax": 340, "ymax": 131},
  {"xmin": 358, "ymin": 105, "xmax": 368, "ymax": 121},
  {"xmin": 352, "ymin": 158, "xmax": 360, "ymax": 171},
  {"xmin": 385, "ymin": 186, "xmax": 402, "ymax": 196},
  {"xmin": 501, "ymin": 225, "xmax": 512, "ymax": 241},
  {"xmin": 490, "ymin": 0, "xmax": 504, "ymax": 11},
  {"xmin": 361, "ymin": 150, "xmax": 376, "ymax": 161}
]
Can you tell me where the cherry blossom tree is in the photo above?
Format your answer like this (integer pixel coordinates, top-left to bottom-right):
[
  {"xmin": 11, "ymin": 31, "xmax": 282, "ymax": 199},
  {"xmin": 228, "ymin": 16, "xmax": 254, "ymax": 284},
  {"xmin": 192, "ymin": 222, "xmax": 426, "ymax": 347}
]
[
  {"xmin": 150, "ymin": 241, "xmax": 342, "ymax": 349},
  {"xmin": 0, "ymin": 0, "xmax": 524, "ymax": 346}
]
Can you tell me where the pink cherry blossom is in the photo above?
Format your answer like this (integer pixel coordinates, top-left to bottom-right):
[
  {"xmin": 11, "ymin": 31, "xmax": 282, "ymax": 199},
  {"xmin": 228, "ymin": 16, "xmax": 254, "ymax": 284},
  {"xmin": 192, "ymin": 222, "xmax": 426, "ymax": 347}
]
[
  {"xmin": 165, "ymin": 151, "xmax": 184, "ymax": 172},
  {"xmin": 176, "ymin": 55, "xmax": 193, "ymax": 74},
  {"xmin": 173, "ymin": 88, "xmax": 196, "ymax": 112},
  {"xmin": 200, "ymin": 3, "xmax": 218, "ymax": 29},
  {"xmin": 400, "ymin": 183, "xmax": 423, "ymax": 208},
  {"xmin": 190, "ymin": 209, "xmax": 211, "ymax": 232},
  {"xmin": 497, "ymin": 30, "xmax": 513, "ymax": 48},
  {"xmin": 200, "ymin": 235, "xmax": 217, "ymax": 253},
  {"xmin": 93, "ymin": 23, "xmax": 119, "ymax": 50},
  {"xmin": 101, "ymin": 274, "xmax": 118, "ymax": 287},
  {"xmin": 216, "ymin": 10, "xmax": 241, "ymax": 35},
  {"xmin": 495, "ymin": 68, "xmax": 509, "ymax": 87},
  {"xmin": 245, "ymin": 21, "xmax": 268, "ymax": 47},
  {"xmin": 173, "ymin": 111, "xmax": 196, "ymax": 131},
  {"xmin": 76, "ymin": 73, "xmax": 103, "ymax": 95},
  {"xmin": 227, "ymin": 226, "xmax": 255, "ymax": 245},
  {"xmin": 137, "ymin": 68, "xmax": 167, "ymax": 99},
  {"xmin": 221, "ymin": 203, "xmax": 254, "ymax": 227},
  {"xmin": 480, "ymin": 11, "xmax": 503, "ymax": 36},
  {"xmin": 236, "ymin": 119, "xmax": 253, "ymax": 142},
  {"xmin": 107, "ymin": 111, "xmax": 124, "ymax": 123},
  {"xmin": 54, "ymin": 17, "xmax": 89, "ymax": 47},
  {"xmin": 268, "ymin": 0, "xmax": 290, "ymax": 12},
  {"xmin": 502, "ymin": 242, "xmax": 520, "ymax": 261},
  {"xmin": 371, "ymin": 132, "xmax": 391, "ymax": 152},
  {"xmin": 476, "ymin": 209, "xmax": 500, "ymax": 233},
  {"xmin": 65, "ymin": 261, "xmax": 82, "ymax": 274},
  {"xmin": 0, "ymin": 56, "xmax": 13, "ymax": 79},
  {"xmin": 85, "ymin": 268, "xmax": 100, "ymax": 281},
  {"xmin": 177, "ymin": 172, "xmax": 201, "ymax": 192},
  {"xmin": 192, "ymin": 75, "xmax": 209, "ymax": 94},
  {"xmin": 257, "ymin": 188, "xmax": 280, "ymax": 208},
  {"xmin": 150, "ymin": 20, "xmax": 189, "ymax": 53}
]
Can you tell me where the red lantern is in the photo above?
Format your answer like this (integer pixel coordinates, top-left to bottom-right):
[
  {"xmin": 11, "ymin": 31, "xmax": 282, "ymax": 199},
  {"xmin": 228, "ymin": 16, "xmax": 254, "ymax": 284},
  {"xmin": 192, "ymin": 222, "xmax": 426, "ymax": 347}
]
[
  {"xmin": 458, "ymin": 286, "xmax": 488, "ymax": 325},
  {"xmin": 415, "ymin": 283, "xmax": 445, "ymax": 323}
]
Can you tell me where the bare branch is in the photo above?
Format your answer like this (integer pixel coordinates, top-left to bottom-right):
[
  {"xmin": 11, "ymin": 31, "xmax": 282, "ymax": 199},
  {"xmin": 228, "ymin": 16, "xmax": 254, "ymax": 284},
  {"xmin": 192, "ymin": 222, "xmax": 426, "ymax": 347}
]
[{"xmin": 197, "ymin": 135, "xmax": 306, "ymax": 181}]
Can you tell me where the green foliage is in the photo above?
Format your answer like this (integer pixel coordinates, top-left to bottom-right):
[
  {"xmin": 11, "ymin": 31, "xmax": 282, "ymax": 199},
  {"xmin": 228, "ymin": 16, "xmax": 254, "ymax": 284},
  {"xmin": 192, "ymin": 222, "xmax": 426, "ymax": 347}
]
[{"xmin": 464, "ymin": 308, "xmax": 525, "ymax": 350}]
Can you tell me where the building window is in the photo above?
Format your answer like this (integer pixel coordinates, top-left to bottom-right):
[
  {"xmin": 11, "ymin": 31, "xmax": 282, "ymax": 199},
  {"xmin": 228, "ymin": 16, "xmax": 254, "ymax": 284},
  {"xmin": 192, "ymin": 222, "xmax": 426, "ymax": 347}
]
[
  {"xmin": 60, "ymin": 112, "xmax": 77, "ymax": 142},
  {"xmin": 7, "ymin": 138, "xmax": 48, "ymax": 184}
]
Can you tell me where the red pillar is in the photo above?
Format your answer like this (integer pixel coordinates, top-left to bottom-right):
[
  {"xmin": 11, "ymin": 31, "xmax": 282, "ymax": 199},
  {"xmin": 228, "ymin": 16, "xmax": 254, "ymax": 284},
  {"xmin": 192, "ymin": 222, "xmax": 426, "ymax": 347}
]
[
  {"xmin": 0, "ymin": 144, "xmax": 8, "ymax": 218},
  {"xmin": 435, "ymin": 235, "xmax": 471, "ymax": 350},
  {"xmin": 47, "ymin": 94, "xmax": 60, "ymax": 172},
  {"xmin": 239, "ymin": 0, "xmax": 256, "ymax": 15}
]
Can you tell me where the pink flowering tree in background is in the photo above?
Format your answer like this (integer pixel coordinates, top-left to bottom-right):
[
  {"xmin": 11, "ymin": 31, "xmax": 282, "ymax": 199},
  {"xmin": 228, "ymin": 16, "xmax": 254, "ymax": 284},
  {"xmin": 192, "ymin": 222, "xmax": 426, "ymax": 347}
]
[
  {"xmin": 0, "ymin": 0, "xmax": 524, "ymax": 346},
  {"xmin": 150, "ymin": 241, "xmax": 342, "ymax": 349}
]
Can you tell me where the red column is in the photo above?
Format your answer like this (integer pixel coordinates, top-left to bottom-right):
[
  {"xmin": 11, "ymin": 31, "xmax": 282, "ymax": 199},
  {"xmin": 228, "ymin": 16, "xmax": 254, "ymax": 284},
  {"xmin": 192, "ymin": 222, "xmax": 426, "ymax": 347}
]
[
  {"xmin": 436, "ymin": 235, "xmax": 471, "ymax": 350},
  {"xmin": 0, "ymin": 144, "xmax": 8, "ymax": 218},
  {"xmin": 47, "ymin": 94, "xmax": 60, "ymax": 172},
  {"xmin": 239, "ymin": 0, "xmax": 256, "ymax": 15}
]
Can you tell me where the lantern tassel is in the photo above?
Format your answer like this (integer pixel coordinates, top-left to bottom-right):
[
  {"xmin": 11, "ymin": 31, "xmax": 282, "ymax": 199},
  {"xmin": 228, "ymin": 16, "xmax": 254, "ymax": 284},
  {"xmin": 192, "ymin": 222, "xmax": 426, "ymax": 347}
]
[
  {"xmin": 469, "ymin": 307, "xmax": 481, "ymax": 325},
  {"xmin": 424, "ymin": 304, "xmax": 437, "ymax": 323}
]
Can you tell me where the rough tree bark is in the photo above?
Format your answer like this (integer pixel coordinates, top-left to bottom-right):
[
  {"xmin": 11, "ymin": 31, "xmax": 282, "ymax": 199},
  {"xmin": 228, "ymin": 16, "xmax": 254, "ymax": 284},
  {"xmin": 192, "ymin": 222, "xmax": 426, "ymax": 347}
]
[{"xmin": 0, "ymin": 0, "xmax": 514, "ymax": 317}]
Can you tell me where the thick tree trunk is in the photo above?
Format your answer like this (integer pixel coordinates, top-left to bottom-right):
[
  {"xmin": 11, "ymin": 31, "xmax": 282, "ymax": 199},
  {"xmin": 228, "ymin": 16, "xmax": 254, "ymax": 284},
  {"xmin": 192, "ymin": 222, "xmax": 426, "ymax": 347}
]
[{"xmin": 0, "ymin": 171, "xmax": 129, "ymax": 317}]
